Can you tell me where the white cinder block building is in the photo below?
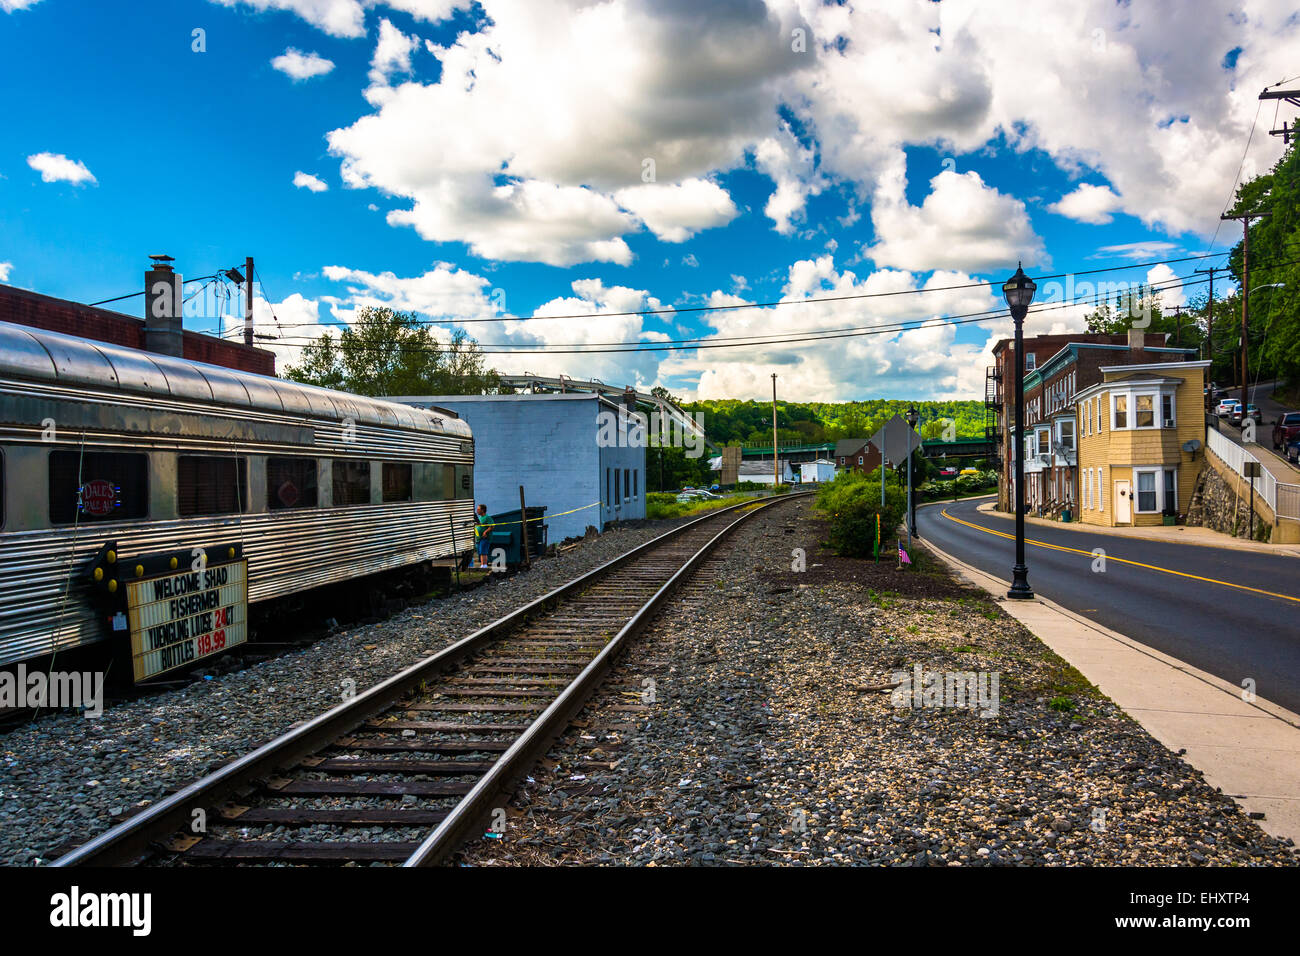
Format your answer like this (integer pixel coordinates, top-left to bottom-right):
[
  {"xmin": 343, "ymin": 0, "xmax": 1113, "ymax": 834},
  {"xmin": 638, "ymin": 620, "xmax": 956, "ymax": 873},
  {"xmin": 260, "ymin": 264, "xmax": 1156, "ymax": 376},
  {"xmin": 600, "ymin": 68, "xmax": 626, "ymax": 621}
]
[{"xmin": 387, "ymin": 393, "xmax": 646, "ymax": 543}]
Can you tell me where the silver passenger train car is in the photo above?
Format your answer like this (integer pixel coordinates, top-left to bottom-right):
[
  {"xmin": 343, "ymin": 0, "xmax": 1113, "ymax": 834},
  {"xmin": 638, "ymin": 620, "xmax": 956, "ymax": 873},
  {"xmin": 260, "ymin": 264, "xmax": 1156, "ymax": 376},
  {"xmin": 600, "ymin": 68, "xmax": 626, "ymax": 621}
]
[{"xmin": 0, "ymin": 318, "xmax": 475, "ymax": 670}]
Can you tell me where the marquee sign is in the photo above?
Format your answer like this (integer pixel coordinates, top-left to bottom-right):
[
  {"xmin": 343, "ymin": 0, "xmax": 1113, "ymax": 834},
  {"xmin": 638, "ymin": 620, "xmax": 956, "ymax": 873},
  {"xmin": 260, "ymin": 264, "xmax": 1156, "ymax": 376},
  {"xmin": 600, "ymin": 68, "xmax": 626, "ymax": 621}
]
[{"xmin": 87, "ymin": 542, "xmax": 248, "ymax": 683}]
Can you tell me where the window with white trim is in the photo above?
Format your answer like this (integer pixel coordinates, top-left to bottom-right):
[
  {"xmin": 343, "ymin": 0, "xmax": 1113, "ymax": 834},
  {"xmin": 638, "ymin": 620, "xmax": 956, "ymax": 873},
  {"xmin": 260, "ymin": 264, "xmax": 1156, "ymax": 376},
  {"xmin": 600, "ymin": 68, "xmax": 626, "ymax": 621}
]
[
  {"xmin": 1135, "ymin": 469, "xmax": 1159, "ymax": 513},
  {"xmin": 1113, "ymin": 394, "xmax": 1127, "ymax": 429},
  {"xmin": 1096, "ymin": 467, "xmax": 1104, "ymax": 510},
  {"xmin": 1084, "ymin": 468, "xmax": 1092, "ymax": 509},
  {"xmin": 1135, "ymin": 393, "xmax": 1155, "ymax": 429},
  {"xmin": 1161, "ymin": 393, "xmax": 1175, "ymax": 428},
  {"xmin": 1058, "ymin": 419, "xmax": 1075, "ymax": 451}
]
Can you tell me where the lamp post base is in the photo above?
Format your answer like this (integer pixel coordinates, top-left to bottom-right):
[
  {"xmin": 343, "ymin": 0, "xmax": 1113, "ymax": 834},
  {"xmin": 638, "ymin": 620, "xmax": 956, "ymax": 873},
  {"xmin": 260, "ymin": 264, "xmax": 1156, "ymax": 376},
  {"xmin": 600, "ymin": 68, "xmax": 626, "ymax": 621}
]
[{"xmin": 1006, "ymin": 564, "xmax": 1034, "ymax": 600}]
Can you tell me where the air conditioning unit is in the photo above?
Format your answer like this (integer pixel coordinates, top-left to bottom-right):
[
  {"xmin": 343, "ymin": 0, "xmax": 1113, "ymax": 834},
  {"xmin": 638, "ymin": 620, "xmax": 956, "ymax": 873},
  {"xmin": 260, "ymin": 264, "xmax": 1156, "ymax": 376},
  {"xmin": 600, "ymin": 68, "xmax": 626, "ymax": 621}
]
[{"xmin": 1163, "ymin": 418, "xmax": 1175, "ymax": 428}]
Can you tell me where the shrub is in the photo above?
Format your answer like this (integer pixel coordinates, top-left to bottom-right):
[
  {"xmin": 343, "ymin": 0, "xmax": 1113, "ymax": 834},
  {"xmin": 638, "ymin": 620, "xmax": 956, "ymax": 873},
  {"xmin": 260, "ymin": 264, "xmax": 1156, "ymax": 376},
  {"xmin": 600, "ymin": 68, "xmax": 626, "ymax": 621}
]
[{"xmin": 815, "ymin": 469, "xmax": 908, "ymax": 558}]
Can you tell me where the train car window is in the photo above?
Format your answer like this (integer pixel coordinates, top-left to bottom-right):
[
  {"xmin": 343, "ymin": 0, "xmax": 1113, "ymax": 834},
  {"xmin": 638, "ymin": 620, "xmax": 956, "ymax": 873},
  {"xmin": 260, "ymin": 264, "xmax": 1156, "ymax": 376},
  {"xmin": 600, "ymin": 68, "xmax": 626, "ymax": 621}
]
[
  {"xmin": 382, "ymin": 462, "xmax": 413, "ymax": 503},
  {"xmin": 267, "ymin": 457, "xmax": 318, "ymax": 510},
  {"xmin": 178, "ymin": 456, "xmax": 247, "ymax": 516},
  {"xmin": 49, "ymin": 450, "xmax": 149, "ymax": 524},
  {"xmin": 333, "ymin": 460, "xmax": 371, "ymax": 506},
  {"xmin": 453, "ymin": 464, "xmax": 473, "ymax": 500}
]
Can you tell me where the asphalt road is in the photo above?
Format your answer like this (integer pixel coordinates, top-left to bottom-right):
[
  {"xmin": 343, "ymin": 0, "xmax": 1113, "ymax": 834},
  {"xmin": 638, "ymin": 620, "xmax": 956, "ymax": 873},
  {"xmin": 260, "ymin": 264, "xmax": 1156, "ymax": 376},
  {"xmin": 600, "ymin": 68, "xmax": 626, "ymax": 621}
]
[{"xmin": 916, "ymin": 496, "xmax": 1300, "ymax": 714}]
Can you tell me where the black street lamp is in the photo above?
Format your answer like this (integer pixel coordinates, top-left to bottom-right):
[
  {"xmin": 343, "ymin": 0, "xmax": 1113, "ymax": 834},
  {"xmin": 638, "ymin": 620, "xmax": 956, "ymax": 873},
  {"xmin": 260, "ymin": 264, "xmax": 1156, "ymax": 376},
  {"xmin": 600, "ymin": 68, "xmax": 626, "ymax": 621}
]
[
  {"xmin": 1004, "ymin": 264, "xmax": 1036, "ymax": 600},
  {"xmin": 905, "ymin": 406, "xmax": 919, "ymax": 539}
]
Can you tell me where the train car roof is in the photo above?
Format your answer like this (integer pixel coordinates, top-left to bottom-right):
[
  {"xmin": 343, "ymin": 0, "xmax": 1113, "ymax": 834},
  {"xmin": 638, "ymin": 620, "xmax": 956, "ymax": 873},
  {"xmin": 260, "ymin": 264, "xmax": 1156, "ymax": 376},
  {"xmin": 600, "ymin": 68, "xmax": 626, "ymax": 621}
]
[{"xmin": 0, "ymin": 319, "xmax": 472, "ymax": 439}]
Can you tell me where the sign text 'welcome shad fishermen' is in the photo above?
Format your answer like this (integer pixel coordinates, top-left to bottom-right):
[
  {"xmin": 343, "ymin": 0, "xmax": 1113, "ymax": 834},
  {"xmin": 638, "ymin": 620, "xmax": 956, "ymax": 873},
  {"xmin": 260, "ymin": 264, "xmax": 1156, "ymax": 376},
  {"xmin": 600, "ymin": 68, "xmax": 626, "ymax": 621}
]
[{"xmin": 126, "ymin": 558, "xmax": 248, "ymax": 681}]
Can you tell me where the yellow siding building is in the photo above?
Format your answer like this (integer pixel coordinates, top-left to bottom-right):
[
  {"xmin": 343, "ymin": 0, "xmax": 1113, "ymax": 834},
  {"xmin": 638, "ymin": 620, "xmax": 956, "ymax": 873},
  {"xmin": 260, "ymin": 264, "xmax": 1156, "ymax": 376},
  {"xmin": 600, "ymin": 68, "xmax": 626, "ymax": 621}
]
[{"xmin": 1074, "ymin": 361, "xmax": 1210, "ymax": 527}]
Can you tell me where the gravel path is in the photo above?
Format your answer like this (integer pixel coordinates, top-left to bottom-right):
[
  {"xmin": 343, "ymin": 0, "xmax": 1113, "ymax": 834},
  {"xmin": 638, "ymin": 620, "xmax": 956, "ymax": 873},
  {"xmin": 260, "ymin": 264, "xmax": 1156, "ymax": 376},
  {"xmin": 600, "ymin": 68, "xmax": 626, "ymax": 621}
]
[
  {"xmin": 0, "ymin": 519, "xmax": 691, "ymax": 866},
  {"xmin": 459, "ymin": 500, "xmax": 1298, "ymax": 866}
]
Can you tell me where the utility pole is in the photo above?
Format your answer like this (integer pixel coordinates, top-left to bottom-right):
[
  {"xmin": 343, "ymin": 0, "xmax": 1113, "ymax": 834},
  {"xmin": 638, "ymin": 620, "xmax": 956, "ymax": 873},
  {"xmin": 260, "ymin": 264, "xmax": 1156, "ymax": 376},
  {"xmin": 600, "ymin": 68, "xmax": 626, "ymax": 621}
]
[
  {"xmin": 244, "ymin": 255, "xmax": 254, "ymax": 346},
  {"xmin": 1194, "ymin": 265, "xmax": 1219, "ymax": 365},
  {"xmin": 1173, "ymin": 305, "xmax": 1181, "ymax": 348},
  {"xmin": 771, "ymin": 373, "xmax": 779, "ymax": 486},
  {"xmin": 1221, "ymin": 211, "xmax": 1269, "ymax": 410},
  {"xmin": 1260, "ymin": 85, "xmax": 1300, "ymax": 144}
]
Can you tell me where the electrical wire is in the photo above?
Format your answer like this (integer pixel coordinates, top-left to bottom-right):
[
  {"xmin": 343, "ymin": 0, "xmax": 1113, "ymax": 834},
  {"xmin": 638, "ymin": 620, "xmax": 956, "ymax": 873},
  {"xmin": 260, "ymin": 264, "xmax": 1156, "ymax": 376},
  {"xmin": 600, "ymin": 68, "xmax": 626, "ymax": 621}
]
[
  {"xmin": 1208, "ymin": 98, "xmax": 1265, "ymax": 254},
  {"xmin": 264, "ymin": 268, "xmax": 1210, "ymax": 353},
  {"xmin": 88, "ymin": 272, "xmax": 228, "ymax": 307},
  {"xmin": 260, "ymin": 253, "xmax": 1300, "ymax": 357},
  {"xmin": 256, "ymin": 250, "xmax": 1233, "ymax": 333}
]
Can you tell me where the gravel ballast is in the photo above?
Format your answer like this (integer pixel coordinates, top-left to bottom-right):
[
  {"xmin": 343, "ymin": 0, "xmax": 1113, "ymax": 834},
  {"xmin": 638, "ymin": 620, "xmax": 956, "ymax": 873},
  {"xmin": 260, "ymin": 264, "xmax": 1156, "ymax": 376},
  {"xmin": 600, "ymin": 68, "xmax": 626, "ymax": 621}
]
[
  {"xmin": 0, "ymin": 520, "xmax": 691, "ymax": 866},
  {"xmin": 459, "ymin": 499, "xmax": 1297, "ymax": 866}
]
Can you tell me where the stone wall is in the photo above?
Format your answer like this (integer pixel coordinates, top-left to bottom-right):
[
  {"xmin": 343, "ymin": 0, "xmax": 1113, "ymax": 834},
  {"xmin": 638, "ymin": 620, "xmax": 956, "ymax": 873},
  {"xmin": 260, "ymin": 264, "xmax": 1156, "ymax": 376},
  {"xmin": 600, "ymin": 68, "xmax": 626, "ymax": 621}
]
[{"xmin": 1187, "ymin": 460, "xmax": 1272, "ymax": 542}]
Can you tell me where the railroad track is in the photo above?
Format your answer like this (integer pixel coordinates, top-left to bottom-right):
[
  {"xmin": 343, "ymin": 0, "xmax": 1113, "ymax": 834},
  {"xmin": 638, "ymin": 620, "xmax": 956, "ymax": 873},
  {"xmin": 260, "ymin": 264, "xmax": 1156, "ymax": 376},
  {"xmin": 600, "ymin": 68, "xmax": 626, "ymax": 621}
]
[{"xmin": 52, "ymin": 493, "xmax": 806, "ymax": 867}]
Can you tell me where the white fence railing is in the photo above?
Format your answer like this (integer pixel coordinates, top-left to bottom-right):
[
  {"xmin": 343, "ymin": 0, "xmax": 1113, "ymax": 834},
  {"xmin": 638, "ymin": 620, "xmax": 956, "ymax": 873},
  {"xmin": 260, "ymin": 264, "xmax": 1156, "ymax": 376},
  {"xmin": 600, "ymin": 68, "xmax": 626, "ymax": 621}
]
[{"xmin": 1205, "ymin": 425, "xmax": 1300, "ymax": 520}]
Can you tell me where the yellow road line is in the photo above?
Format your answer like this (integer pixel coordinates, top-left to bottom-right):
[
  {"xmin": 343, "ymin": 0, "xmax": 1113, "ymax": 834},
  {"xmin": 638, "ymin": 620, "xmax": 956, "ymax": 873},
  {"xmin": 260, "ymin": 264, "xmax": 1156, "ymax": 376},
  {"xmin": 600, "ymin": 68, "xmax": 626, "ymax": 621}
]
[{"xmin": 939, "ymin": 508, "xmax": 1300, "ymax": 605}]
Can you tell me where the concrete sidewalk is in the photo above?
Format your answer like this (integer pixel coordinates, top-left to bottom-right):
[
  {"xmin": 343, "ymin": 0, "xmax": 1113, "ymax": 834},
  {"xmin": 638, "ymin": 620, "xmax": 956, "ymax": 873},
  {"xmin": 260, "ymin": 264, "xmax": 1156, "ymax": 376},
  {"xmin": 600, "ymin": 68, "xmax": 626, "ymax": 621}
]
[
  {"xmin": 921, "ymin": 533, "xmax": 1300, "ymax": 848},
  {"xmin": 973, "ymin": 498, "xmax": 1300, "ymax": 557}
]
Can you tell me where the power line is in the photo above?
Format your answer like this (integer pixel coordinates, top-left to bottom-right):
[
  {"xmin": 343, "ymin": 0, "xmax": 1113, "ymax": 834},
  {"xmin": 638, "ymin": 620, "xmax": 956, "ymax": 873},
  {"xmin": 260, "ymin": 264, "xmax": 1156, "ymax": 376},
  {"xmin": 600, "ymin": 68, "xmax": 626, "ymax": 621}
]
[
  {"xmin": 266, "ymin": 269, "xmax": 1210, "ymax": 353},
  {"xmin": 1208, "ymin": 99, "xmax": 1265, "ymax": 254},
  {"xmin": 265, "ymin": 261, "xmax": 1295, "ymax": 357},
  {"xmin": 248, "ymin": 249, "xmax": 1233, "ymax": 335},
  {"xmin": 264, "ymin": 253, "xmax": 1300, "ymax": 357},
  {"xmin": 88, "ymin": 271, "xmax": 235, "ymax": 307}
]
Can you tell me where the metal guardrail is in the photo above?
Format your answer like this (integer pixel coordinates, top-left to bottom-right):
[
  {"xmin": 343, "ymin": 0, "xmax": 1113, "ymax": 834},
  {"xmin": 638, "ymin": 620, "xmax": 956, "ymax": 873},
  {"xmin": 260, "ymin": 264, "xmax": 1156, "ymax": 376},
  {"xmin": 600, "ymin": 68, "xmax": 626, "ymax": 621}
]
[{"xmin": 1205, "ymin": 423, "xmax": 1300, "ymax": 520}]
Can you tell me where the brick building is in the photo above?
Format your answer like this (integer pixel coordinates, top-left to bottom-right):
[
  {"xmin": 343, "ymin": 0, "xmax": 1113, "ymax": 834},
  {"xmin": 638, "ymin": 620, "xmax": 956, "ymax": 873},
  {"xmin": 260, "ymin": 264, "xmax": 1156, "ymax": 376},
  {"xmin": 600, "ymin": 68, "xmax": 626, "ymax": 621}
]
[
  {"xmin": 988, "ymin": 330, "xmax": 1198, "ymax": 516},
  {"xmin": 0, "ymin": 282, "xmax": 275, "ymax": 376},
  {"xmin": 833, "ymin": 438, "xmax": 883, "ymax": 474}
]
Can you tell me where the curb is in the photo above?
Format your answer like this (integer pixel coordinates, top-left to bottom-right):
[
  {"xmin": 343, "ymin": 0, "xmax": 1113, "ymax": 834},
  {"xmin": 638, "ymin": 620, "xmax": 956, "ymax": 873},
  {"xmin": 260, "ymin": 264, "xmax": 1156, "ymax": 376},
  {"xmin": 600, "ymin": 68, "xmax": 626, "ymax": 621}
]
[{"xmin": 915, "ymin": 524, "xmax": 1300, "ymax": 846}]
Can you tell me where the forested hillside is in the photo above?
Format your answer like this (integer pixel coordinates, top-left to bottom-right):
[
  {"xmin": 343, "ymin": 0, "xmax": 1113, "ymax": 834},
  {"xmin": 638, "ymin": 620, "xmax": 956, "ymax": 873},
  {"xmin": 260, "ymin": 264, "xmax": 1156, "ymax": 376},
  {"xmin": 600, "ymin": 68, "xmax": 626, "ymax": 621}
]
[{"xmin": 682, "ymin": 398, "xmax": 986, "ymax": 446}]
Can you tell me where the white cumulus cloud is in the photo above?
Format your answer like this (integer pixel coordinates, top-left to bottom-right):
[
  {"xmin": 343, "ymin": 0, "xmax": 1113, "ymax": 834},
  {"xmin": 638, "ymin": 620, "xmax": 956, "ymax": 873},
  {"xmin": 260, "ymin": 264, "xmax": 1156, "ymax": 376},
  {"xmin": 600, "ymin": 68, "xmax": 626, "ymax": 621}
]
[
  {"xmin": 27, "ymin": 152, "xmax": 96, "ymax": 185},
  {"xmin": 0, "ymin": 262, "xmax": 12, "ymax": 282},
  {"xmin": 614, "ymin": 179, "xmax": 738, "ymax": 243},
  {"xmin": 868, "ymin": 169, "xmax": 1045, "ymax": 273},
  {"xmin": 271, "ymin": 48, "xmax": 335, "ymax": 81},
  {"xmin": 368, "ymin": 17, "xmax": 418, "ymax": 87},
  {"xmin": 293, "ymin": 171, "xmax": 330, "ymax": 192},
  {"xmin": 1049, "ymin": 183, "xmax": 1124, "ymax": 225}
]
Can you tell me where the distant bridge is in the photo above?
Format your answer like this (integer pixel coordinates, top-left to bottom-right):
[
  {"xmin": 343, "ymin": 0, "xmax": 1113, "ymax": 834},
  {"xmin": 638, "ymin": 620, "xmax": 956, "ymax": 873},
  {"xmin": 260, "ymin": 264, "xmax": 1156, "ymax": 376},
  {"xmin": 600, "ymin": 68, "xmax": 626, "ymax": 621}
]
[{"xmin": 920, "ymin": 438, "xmax": 993, "ymax": 459}]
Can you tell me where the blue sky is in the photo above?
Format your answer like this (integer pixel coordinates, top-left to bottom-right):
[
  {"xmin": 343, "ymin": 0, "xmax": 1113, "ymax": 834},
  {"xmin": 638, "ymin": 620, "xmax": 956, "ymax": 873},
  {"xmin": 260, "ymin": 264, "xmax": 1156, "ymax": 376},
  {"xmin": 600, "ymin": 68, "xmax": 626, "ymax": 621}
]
[{"xmin": 1, "ymin": 0, "xmax": 1295, "ymax": 401}]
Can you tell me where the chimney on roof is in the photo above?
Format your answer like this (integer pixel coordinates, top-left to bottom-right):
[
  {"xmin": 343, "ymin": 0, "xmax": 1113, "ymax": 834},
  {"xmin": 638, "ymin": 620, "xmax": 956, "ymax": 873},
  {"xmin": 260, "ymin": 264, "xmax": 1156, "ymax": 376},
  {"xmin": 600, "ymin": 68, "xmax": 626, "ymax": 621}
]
[
  {"xmin": 144, "ymin": 255, "xmax": 184, "ymax": 357},
  {"xmin": 1127, "ymin": 327, "xmax": 1145, "ymax": 353},
  {"xmin": 623, "ymin": 385, "xmax": 637, "ymax": 412}
]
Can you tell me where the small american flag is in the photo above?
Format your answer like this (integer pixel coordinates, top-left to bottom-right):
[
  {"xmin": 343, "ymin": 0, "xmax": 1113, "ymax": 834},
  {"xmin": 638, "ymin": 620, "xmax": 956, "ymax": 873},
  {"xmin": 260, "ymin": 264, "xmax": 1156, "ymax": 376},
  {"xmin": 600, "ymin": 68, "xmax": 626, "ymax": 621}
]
[{"xmin": 898, "ymin": 541, "xmax": 911, "ymax": 565}]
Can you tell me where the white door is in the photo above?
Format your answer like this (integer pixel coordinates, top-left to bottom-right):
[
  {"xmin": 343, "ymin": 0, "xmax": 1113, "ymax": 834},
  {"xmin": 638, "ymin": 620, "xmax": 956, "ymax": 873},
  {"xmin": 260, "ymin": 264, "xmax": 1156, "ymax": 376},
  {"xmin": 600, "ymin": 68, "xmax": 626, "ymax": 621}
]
[{"xmin": 1114, "ymin": 480, "xmax": 1132, "ymax": 523}]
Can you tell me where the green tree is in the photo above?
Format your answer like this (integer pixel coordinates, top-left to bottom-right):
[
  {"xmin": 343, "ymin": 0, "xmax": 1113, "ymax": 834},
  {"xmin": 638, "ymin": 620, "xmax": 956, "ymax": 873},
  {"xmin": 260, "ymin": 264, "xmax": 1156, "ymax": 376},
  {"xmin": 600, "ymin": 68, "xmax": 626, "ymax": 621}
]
[
  {"xmin": 284, "ymin": 306, "xmax": 499, "ymax": 396},
  {"xmin": 815, "ymin": 468, "xmax": 908, "ymax": 558},
  {"xmin": 1224, "ymin": 140, "xmax": 1300, "ymax": 386}
]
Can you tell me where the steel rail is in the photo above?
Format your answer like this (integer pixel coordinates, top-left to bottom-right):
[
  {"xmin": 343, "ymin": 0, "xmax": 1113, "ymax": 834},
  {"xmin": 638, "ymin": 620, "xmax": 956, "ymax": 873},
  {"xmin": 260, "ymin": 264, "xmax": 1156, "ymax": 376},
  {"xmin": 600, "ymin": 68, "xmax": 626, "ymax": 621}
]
[
  {"xmin": 403, "ymin": 493, "xmax": 799, "ymax": 866},
  {"xmin": 51, "ymin": 492, "xmax": 806, "ymax": 867}
]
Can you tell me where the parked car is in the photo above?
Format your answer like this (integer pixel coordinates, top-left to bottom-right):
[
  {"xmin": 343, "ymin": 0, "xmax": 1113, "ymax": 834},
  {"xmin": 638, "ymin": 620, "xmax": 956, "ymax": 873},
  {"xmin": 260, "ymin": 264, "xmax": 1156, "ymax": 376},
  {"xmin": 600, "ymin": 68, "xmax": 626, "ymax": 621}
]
[
  {"xmin": 938, "ymin": 466, "xmax": 959, "ymax": 478},
  {"xmin": 1286, "ymin": 438, "xmax": 1300, "ymax": 465},
  {"xmin": 959, "ymin": 467, "xmax": 980, "ymax": 476},
  {"xmin": 1231, "ymin": 404, "xmax": 1261, "ymax": 428},
  {"xmin": 1272, "ymin": 412, "xmax": 1300, "ymax": 449},
  {"xmin": 1216, "ymin": 398, "xmax": 1240, "ymax": 418},
  {"xmin": 709, "ymin": 483, "xmax": 721, "ymax": 492}
]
